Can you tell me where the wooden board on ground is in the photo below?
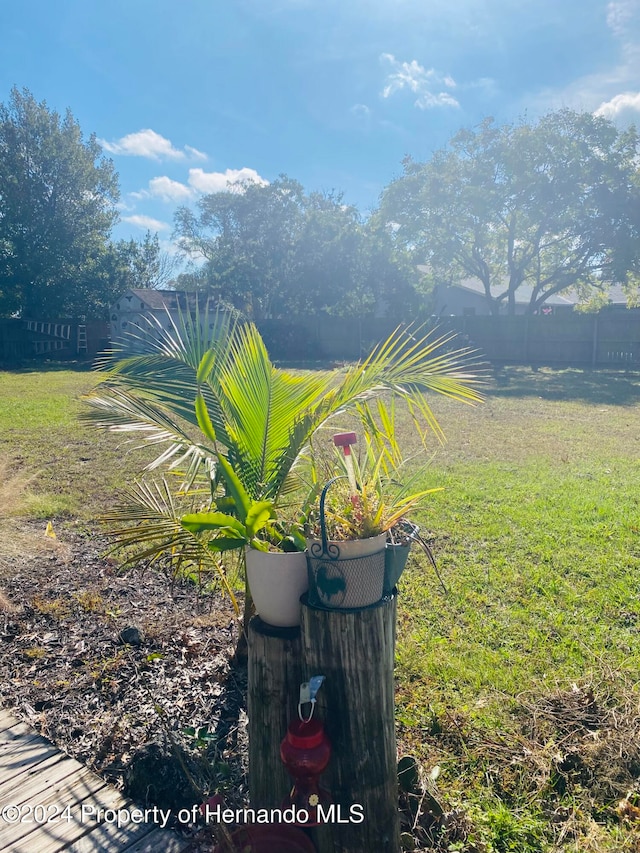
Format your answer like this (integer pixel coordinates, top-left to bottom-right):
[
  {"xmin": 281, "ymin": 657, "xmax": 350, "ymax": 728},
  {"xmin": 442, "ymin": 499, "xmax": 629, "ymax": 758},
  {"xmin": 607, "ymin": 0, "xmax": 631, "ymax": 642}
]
[{"xmin": 0, "ymin": 710, "xmax": 191, "ymax": 852}]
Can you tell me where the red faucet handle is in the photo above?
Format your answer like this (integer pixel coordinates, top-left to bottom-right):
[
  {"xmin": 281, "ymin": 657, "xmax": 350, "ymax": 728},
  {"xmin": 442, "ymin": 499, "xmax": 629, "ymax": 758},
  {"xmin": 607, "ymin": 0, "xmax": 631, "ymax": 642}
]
[{"xmin": 333, "ymin": 432, "xmax": 357, "ymax": 455}]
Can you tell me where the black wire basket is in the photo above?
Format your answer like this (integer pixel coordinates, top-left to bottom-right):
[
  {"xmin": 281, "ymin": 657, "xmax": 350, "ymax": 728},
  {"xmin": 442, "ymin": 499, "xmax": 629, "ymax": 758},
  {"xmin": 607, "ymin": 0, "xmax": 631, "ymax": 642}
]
[{"xmin": 306, "ymin": 478, "xmax": 386, "ymax": 609}]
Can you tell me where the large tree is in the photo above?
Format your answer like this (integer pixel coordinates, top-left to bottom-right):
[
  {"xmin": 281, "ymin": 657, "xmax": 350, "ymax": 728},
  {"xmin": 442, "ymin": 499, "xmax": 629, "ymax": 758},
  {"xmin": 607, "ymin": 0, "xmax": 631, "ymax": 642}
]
[
  {"xmin": 174, "ymin": 175, "xmax": 418, "ymax": 320},
  {"xmin": 290, "ymin": 190, "xmax": 418, "ymax": 319},
  {"xmin": 379, "ymin": 110, "xmax": 640, "ymax": 315},
  {"xmin": 174, "ymin": 176, "xmax": 305, "ymax": 318},
  {"xmin": 103, "ymin": 231, "xmax": 179, "ymax": 293},
  {"xmin": 0, "ymin": 87, "xmax": 120, "ymax": 318}
]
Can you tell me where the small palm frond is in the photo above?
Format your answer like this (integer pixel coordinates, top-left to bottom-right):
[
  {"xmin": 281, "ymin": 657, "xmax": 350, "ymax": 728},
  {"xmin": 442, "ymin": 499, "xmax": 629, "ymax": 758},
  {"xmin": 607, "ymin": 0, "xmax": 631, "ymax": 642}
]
[
  {"xmin": 101, "ymin": 478, "xmax": 239, "ymax": 615},
  {"xmin": 92, "ymin": 307, "xmax": 235, "ymax": 446},
  {"xmin": 97, "ymin": 303, "xmax": 234, "ymax": 372},
  {"xmin": 354, "ymin": 399, "xmax": 404, "ymax": 471},
  {"xmin": 83, "ymin": 386, "xmax": 215, "ymax": 486},
  {"xmin": 212, "ymin": 322, "xmax": 332, "ymax": 498},
  {"xmin": 317, "ymin": 324, "xmax": 483, "ymax": 442}
]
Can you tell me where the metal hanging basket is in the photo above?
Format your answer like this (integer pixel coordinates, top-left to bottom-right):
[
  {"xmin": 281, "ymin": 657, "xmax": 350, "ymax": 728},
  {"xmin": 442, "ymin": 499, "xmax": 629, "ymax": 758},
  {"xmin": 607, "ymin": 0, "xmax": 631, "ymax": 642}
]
[
  {"xmin": 306, "ymin": 478, "xmax": 387, "ymax": 610},
  {"xmin": 384, "ymin": 519, "xmax": 420, "ymax": 595}
]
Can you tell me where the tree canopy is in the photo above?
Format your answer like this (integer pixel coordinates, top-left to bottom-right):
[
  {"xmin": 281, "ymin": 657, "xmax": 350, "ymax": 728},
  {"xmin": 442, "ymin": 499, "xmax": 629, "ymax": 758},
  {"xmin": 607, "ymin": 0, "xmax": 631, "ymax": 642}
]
[
  {"xmin": 101, "ymin": 232, "xmax": 178, "ymax": 294},
  {"xmin": 4, "ymin": 89, "xmax": 639, "ymax": 324},
  {"xmin": 174, "ymin": 175, "xmax": 418, "ymax": 320},
  {"xmin": 379, "ymin": 109, "xmax": 640, "ymax": 314},
  {"xmin": 0, "ymin": 87, "xmax": 120, "ymax": 318}
]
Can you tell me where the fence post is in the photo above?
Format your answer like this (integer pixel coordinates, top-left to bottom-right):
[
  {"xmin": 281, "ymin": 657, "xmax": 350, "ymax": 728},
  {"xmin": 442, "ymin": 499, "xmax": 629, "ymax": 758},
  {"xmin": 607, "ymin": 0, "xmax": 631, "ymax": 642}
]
[
  {"xmin": 592, "ymin": 314, "xmax": 599, "ymax": 366},
  {"xmin": 300, "ymin": 596, "xmax": 400, "ymax": 853},
  {"xmin": 247, "ymin": 618, "xmax": 303, "ymax": 809}
]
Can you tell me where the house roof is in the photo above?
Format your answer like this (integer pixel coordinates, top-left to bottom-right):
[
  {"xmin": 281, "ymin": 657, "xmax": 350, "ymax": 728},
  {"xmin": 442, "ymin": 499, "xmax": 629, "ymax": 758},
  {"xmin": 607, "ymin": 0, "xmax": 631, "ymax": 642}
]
[
  {"xmin": 114, "ymin": 289, "xmax": 214, "ymax": 311},
  {"xmin": 443, "ymin": 277, "xmax": 629, "ymax": 307}
]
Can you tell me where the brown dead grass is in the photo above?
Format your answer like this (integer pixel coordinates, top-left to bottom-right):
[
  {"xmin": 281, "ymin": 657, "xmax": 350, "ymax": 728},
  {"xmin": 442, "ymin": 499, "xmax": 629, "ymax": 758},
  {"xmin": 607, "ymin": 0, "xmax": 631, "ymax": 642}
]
[
  {"xmin": 0, "ymin": 456, "xmax": 33, "ymax": 517},
  {"xmin": 0, "ymin": 517, "xmax": 70, "ymax": 573},
  {"xmin": 0, "ymin": 457, "xmax": 71, "ymax": 576}
]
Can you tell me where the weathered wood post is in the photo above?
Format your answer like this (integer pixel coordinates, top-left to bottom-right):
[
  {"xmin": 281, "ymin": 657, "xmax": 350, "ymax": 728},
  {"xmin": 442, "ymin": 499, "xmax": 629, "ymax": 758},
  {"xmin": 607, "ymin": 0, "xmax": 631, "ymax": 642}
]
[
  {"xmin": 300, "ymin": 595, "xmax": 400, "ymax": 853},
  {"xmin": 247, "ymin": 617, "xmax": 303, "ymax": 809},
  {"xmin": 592, "ymin": 313, "xmax": 599, "ymax": 367}
]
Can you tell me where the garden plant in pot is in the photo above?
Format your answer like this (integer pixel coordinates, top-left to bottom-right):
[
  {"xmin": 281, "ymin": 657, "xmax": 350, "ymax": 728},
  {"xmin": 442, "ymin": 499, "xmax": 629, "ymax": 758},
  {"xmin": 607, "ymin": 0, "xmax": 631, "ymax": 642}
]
[
  {"xmin": 179, "ymin": 452, "xmax": 317, "ymax": 629},
  {"xmin": 85, "ymin": 309, "xmax": 482, "ymax": 650},
  {"xmin": 305, "ymin": 433, "xmax": 440, "ymax": 609}
]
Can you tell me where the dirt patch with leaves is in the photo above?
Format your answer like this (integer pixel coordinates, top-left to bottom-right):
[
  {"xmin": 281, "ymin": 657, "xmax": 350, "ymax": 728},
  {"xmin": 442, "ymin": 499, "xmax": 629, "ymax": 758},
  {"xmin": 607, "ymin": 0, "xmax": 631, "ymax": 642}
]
[
  {"xmin": 3, "ymin": 522, "xmax": 640, "ymax": 852},
  {"xmin": 0, "ymin": 520, "xmax": 247, "ymax": 849}
]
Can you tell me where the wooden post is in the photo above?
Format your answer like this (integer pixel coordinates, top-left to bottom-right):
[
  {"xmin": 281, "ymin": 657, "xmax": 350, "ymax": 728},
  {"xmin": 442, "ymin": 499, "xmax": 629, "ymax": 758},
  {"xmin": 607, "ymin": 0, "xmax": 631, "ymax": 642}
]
[
  {"xmin": 247, "ymin": 617, "xmax": 303, "ymax": 809},
  {"xmin": 300, "ymin": 596, "xmax": 400, "ymax": 853}
]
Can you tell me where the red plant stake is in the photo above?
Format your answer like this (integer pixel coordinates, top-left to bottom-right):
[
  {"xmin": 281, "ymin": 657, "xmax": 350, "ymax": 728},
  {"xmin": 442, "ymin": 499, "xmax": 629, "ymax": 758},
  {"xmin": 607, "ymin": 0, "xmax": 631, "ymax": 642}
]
[{"xmin": 333, "ymin": 432, "xmax": 358, "ymax": 500}]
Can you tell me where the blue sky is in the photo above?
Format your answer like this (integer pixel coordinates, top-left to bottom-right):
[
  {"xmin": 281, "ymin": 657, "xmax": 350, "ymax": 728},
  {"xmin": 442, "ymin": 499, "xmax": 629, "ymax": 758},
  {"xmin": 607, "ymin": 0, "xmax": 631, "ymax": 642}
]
[{"xmin": 1, "ymin": 0, "xmax": 639, "ymax": 253}]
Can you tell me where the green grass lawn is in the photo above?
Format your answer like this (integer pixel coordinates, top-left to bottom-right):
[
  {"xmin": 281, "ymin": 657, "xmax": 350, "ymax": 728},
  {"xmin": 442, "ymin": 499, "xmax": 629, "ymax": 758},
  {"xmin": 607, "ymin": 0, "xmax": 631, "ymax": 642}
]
[
  {"xmin": 395, "ymin": 367, "xmax": 640, "ymax": 852},
  {"xmin": 1, "ymin": 363, "xmax": 640, "ymax": 851},
  {"xmin": 0, "ymin": 365, "xmax": 148, "ymax": 520}
]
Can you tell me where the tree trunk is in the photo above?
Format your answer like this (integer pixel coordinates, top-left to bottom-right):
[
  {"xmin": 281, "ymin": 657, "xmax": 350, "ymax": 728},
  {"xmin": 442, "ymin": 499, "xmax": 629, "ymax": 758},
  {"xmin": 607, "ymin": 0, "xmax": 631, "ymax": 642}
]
[
  {"xmin": 247, "ymin": 617, "xmax": 303, "ymax": 809},
  {"xmin": 231, "ymin": 578, "xmax": 254, "ymax": 666},
  {"xmin": 300, "ymin": 596, "xmax": 400, "ymax": 853}
]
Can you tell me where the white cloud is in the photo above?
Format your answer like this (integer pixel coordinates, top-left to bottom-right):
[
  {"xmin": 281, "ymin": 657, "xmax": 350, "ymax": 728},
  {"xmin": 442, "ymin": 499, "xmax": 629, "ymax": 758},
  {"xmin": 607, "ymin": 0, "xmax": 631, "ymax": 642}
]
[
  {"xmin": 415, "ymin": 90, "xmax": 460, "ymax": 109},
  {"xmin": 595, "ymin": 90, "xmax": 640, "ymax": 118},
  {"xmin": 188, "ymin": 167, "xmax": 269, "ymax": 193},
  {"xmin": 594, "ymin": 3, "xmax": 640, "ymax": 122},
  {"xmin": 529, "ymin": 2, "xmax": 640, "ymax": 121},
  {"xmin": 149, "ymin": 176, "xmax": 195, "ymax": 201},
  {"xmin": 132, "ymin": 176, "xmax": 195, "ymax": 203},
  {"xmin": 128, "ymin": 167, "xmax": 268, "ymax": 214},
  {"xmin": 380, "ymin": 53, "xmax": 459, "ymax": 109},
  {"xmin": 607, "ymin": 0, "xmax": 639, "ymax": 38},
  {"xmin": 121, "ymin": 214, "xmax": 171, "ymax": 232},
  {"xmin": 350, "ymin": 103, "xmax": 371, "ymax": 118},
  {"xmin": 100, "ymin": 129, "xmax": 208, "ymax": 162},
  {"xmin": 184, "ymin": 145, "xmax": 208, "ymax": 162}
]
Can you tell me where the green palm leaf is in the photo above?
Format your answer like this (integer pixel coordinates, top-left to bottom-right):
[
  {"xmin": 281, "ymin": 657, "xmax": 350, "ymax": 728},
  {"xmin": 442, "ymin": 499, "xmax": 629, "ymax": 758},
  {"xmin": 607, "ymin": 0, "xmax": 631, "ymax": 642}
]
[{"xmin": 99, "ymin": 479, "xmax": 240, "ymax": 614}]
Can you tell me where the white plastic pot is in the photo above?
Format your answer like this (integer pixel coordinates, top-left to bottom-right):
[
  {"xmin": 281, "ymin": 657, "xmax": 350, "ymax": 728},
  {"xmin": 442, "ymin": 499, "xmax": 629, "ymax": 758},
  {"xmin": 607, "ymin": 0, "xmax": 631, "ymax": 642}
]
[{"xmin": 245, "ymin": 548, "xmax": 309, "ymax": 628}]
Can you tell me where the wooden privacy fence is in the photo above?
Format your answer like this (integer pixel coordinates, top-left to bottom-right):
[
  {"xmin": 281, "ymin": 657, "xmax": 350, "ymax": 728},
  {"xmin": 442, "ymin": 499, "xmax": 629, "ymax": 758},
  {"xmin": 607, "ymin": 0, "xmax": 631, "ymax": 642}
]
[
  {"xmin": 257, "ymin": 310, "xmax": 640, "ymax": 365},
  {"xmin": 257, "ymin": 317, "xmax": 402, "ymax": 362},
  {"xmin": 6, "ymin": 312, "xmax": 636, "ymax": 366},
  {"xmin": 0, "ymin": 319, "xmax": 109, "ymax": 364},
  {"xmin": 442, "ymin": 311, "xmax": 640, "ymax": 367}
]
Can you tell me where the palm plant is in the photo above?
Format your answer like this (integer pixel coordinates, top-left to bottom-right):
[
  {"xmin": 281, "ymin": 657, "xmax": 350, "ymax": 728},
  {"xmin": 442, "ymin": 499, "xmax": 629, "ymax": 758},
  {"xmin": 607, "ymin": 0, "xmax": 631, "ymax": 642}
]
[
  {"xmin": 306, "ymin": 437, "xmax": 443, "ymax": 542},
  {"xmin": 84, "ymin": 307, "xmax": 483, "ymax": 640}
]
